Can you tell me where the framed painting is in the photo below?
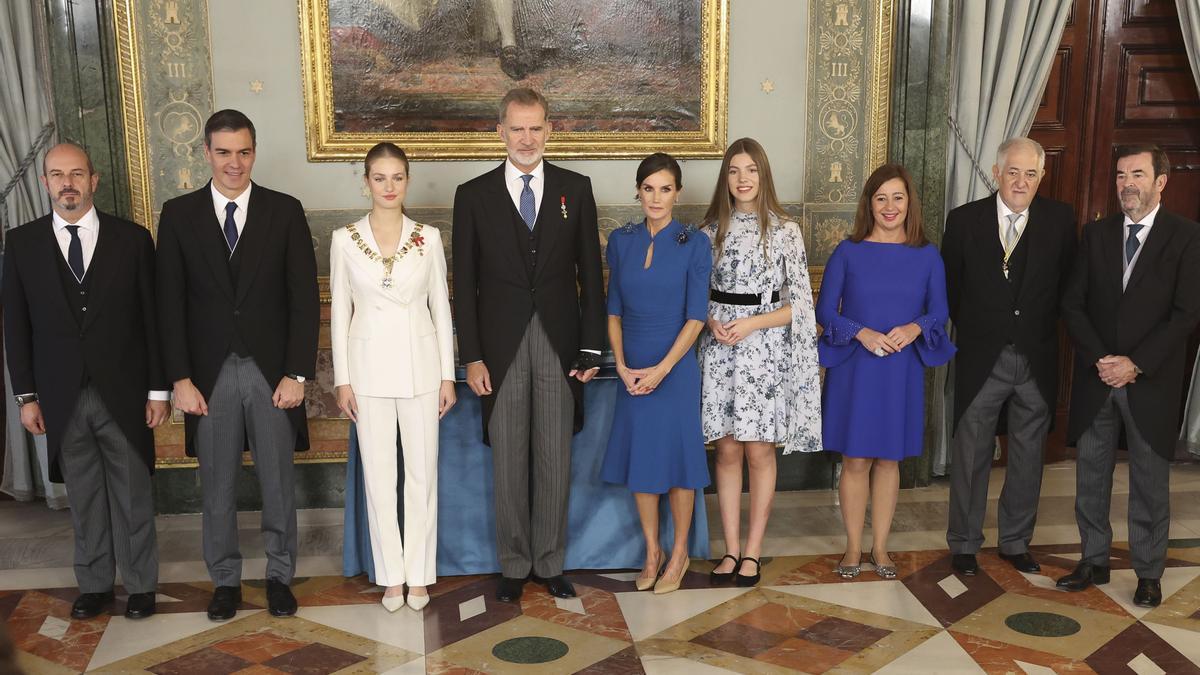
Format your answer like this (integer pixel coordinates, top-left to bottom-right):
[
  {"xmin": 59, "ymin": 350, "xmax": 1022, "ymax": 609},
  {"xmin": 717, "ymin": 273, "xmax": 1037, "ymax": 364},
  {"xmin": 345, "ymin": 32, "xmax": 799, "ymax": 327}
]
[{"xmin": 298, "ymin": 0, "xmax": 730, "ymax": 160}]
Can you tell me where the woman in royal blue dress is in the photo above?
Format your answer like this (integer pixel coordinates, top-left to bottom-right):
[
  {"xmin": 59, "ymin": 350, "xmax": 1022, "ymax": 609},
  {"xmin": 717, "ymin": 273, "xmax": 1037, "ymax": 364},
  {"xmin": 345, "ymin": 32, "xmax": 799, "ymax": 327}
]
[
  {"xmin": 600, "ymin": 153, "xmax": 712, "ymax": 594},
  {"xmin": 816, "ymin": 164, "xmax": 955, "ymax": 580}
]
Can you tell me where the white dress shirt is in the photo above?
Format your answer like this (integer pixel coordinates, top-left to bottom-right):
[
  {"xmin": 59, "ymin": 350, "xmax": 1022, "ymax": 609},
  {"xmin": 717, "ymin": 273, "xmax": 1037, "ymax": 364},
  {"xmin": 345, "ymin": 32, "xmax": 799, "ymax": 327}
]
[
  {"xmin": 1122, "ymin": 202, "xmax": 1159, "ymax": 289},
  {"xmin": 210, "ymin": 182, "xmax": 252, "ymax": 251},
  {"xmin": 504, "ymin": 158, "xmax": 543, "ymax": 220},
  {"xmin": 52, "ymin": 206, "xmax": 100, "ymax": 279},
  {"xmin": 37, "ymin": 207, "xmax": 168, "ymax": 401},
  {"xmin": 996, "ymin": 196, "xmax": 1029, "ymax": 249}
]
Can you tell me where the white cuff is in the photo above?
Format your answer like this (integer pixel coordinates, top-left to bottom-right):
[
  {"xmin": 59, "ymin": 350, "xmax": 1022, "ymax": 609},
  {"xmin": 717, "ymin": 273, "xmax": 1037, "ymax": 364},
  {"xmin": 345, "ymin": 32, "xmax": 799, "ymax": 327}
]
[{"xmin": 148, "ymin": 390, "xmax": 170, "ymax": 401}]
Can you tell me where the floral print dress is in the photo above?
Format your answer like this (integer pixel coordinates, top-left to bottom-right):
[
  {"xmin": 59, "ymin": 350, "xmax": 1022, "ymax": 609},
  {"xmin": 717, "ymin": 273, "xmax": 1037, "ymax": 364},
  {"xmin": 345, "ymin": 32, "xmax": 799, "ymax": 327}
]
[{"xmin": 699, "ymin": 211, "xmax": 823, "ymax": 454}]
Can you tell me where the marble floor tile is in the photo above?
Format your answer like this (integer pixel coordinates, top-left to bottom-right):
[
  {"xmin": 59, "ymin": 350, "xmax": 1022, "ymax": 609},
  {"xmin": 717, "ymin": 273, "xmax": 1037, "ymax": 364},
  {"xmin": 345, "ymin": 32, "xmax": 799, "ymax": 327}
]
[
  {"xmin": 770, "ymin": 580, "xmax": 942, "ymax": 628},
  {"xmin": 873, "ymin": 630, "xmax": 985, "ymax": 674},
  {"xmin": 615, "ymin": 586, "xmax": 751, "ymax": 641},
  {"xmin": 1095, "ymin": 567, "xmax": 1200, "ymax": 620},
  {"xmin": 425, "ymin": 614, "xmax": 629, "ymax": 674},
  {"xmin": 297, "ymin": 602, "xmax": 425, "ymax": 654},
  {"xmin": 87, "ymin": 610, "xmax": 242, "ymax": 670}
]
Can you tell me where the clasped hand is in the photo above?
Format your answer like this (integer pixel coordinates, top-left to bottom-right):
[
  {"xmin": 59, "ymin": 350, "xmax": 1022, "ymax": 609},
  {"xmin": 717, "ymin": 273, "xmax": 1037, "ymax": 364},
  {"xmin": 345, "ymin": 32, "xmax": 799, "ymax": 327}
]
[
  {"xmin": 1096, "ymin": 355, "xmax": 1137, "ymax": 388},
  {"xmin": 618, "ymin": 362, "xmax": 669, "ymax": 396},
  {"xmin": 855, "ymin": 323, "xmax": 921, "ymax": 355},
  {"xmin": 707, "ymin": 316, "xmax": 759, "ymax": 345}
]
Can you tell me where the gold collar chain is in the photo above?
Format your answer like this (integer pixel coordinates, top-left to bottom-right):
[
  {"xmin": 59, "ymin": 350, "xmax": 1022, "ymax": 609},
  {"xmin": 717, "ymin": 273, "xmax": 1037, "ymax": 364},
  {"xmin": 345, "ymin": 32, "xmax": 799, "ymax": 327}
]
[{"xmin": 346, "ymin": 221, "xmax": 425, "ymax": 288}]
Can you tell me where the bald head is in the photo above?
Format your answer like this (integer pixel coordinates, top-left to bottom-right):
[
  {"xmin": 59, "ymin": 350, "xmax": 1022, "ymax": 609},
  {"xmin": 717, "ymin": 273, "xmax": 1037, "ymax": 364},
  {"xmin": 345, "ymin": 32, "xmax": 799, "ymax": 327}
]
[{"xmin": 41, "ymin": 143, "xmax": 100, "ymax": 221}]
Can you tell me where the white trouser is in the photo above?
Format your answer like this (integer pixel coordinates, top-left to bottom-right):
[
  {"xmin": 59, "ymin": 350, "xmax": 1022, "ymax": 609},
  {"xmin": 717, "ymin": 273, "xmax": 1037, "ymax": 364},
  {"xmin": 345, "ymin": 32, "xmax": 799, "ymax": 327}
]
[{"xmin": 355, "ymin": 390, "xmax": 439, "ymax": 587}]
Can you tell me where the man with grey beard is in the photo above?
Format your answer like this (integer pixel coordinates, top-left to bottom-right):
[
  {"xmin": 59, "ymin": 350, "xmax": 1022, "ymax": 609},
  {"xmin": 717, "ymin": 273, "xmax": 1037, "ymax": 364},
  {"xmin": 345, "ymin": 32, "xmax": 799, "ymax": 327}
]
[
  {"xmin": 3, "ymin": 143, "xmax": 169, "ymax": 620},
  {"xmin": 1059, "ymin": 145, "xmax": 1200, "ymax": 607}
]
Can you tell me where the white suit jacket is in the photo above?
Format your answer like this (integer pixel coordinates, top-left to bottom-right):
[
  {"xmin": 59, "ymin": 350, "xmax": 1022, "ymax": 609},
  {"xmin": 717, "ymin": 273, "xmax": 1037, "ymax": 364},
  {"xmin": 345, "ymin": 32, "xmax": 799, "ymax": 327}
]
[{"xmin": 330, "ymin": 214, "xmax": 454, "ymax": 398}]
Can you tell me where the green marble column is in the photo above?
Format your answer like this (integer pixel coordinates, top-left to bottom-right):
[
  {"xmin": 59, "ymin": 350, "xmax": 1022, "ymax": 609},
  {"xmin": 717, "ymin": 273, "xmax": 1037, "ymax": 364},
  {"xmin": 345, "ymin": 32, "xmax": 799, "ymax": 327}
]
[
  {"xmin": 889, "ymin": 0, "xmax": 954, "ymax": 488},
  {"xmin": 43, "ymin": 0, "xmax": 132, "ymax": 220}
]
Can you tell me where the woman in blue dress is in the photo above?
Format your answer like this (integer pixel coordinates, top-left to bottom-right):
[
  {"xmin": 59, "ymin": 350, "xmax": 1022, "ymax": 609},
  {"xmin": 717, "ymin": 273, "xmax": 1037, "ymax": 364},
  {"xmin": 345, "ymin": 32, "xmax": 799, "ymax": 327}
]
[
  {"xmin": 816, "ymin": 164, "xmax": 956, "ymax": 580},
  {"xmin": 600, "ymin": 153, "xmax": 712, "ymax": 594}
]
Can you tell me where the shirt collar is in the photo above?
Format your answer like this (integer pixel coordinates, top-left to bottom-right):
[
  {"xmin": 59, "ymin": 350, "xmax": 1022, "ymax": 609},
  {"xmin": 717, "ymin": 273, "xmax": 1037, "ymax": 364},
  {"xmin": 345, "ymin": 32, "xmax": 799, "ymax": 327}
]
[
  {"xmin": 52, "ymin": 205, "xmax": 99, "ymax": 232},
  {"xmin": 996, "ymin": 194, "xmax": 1029, "ymax": 220},
  {"xmin": 211, "ymin": 181, "xmax": 252, "ymax": 213},
  {"xmin": 505, "ymin": 158, "xmax": 544, "ymax": 184},
  {"xmin": 1124, "ymin": 202, "xmax": 1161, "ymax": 229}
]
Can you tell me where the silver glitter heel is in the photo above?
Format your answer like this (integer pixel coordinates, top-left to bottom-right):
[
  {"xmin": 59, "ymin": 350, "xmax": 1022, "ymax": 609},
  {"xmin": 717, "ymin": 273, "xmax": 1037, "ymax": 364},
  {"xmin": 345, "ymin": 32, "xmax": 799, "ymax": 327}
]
[{"xmin": 870, "ymin": 552, "xmax": 898, "ymax": 579}]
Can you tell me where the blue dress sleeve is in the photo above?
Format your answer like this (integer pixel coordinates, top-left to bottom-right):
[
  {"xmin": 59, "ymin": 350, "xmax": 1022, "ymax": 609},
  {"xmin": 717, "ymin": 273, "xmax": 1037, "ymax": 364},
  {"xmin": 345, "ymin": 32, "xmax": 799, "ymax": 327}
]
[
  {"xmin": 912, "ymin": 245, "xmax": 956, "ymax": 367},
  {"xmin": 686, "ymin": 231, "xmax": 712, "ymax": 322},
  {"xmin": 606, "ymin": 235, "xmax": 622, "ymax": 317},
  {"xmin": 814, "ymin": 242, "xmax": 865, "ymax": 367}
]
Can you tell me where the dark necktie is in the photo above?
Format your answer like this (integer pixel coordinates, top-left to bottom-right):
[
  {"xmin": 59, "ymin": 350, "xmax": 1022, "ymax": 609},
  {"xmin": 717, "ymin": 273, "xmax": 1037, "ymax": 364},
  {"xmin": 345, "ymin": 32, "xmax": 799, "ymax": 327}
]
[
  {"xmin": 519, "ymin": 174, "xmax": 536, "ymax": 230},
  {"xmin": 224, "ymin": 201, "xmax": 239, "ymax": 253},
  {"xmin": 1125, "ymin": 222, "xmax": 1144, "ymax": 264},
  {"xmin": 65, "ymin": 225, "xmax": 85, "ymax": 280}
]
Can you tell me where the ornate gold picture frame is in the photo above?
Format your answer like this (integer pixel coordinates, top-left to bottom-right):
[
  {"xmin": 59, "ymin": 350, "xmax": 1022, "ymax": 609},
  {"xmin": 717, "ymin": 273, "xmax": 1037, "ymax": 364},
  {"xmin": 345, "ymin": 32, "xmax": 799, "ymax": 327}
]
[{"xmin": 297, "ymin": 0, "xmax": 730, "ymax": 160}]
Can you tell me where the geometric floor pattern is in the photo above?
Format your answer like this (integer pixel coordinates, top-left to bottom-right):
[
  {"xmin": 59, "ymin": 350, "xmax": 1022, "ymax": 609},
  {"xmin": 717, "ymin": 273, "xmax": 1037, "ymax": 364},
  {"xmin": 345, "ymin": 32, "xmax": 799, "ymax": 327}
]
[{"xmin": 7, "ymin": 539, "xmax": 1200, "ymax": 673}]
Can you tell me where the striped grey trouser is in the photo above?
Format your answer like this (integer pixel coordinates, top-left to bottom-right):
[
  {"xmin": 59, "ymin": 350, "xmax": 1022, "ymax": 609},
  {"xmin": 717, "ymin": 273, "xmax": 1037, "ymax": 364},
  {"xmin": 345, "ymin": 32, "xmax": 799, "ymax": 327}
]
[
  {"xmin": 59, "ymin": 385, "xmax": 159, "ymax": 594},
  {"xmin": 1075, "ymin": 387, "xmax": 1170, "ymax": 578},
  {"xmin": 195, "ymin": 354, "xmax": 298, "ymax": 586},
  {"xmin": 488, "ymin": 313, "xmax": 574, "ymax": 579}
]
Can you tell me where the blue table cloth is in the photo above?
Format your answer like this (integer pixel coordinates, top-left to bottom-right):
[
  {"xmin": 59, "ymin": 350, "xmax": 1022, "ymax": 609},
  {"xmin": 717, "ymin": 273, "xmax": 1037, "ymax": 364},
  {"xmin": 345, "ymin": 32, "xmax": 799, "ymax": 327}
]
[{"xmin": 343, "ymin": 376, "xmax": 709, "ymax": 580}]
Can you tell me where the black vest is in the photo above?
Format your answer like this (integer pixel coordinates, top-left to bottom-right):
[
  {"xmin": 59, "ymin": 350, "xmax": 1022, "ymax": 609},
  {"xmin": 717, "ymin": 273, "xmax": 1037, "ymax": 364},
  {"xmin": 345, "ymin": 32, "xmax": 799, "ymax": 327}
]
[
  {"xmin": 226, "ymin": 240, "xmax": 249, "ymax": 355},
  {"xmin": 509, "ymin": 207, "xmax": 545, "ymax": 278},
  {"xmin": 53, "ymin": 250, "xmax": 93, "ymax": 385}
]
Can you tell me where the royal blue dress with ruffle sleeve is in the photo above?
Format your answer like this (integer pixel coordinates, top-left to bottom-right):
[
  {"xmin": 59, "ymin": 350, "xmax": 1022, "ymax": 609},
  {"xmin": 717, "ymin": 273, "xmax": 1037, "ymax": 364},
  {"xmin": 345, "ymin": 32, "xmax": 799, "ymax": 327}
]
[{"xmin": 815, "ymin": 239, "xmax": 956, "ymax": 460}]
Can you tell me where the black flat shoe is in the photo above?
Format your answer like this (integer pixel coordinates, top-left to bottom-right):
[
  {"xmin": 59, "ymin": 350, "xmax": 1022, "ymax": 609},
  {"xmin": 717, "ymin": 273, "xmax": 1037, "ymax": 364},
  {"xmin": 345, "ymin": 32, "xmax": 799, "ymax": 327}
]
[
  {"xmin": 71, "ymin": 591, "xmax": 114, "ymax": 620},
  {"xmin": 124, "ymin": 591, "xmax": 157, "ymax": 619},
  {"xmin": 951, "ymin": 554, "xmax": 978, "ymax": 576},
  {"xmin": 535, "ymin": 575, "xmax": 576, "ymax": 599},
  {"xmin": 266, "ymin": 579, "xmax": 297, "ymax": 617},
  {"xmin": 999, "ymin": 551, "xmax": 1041, "ymax": 573},
  {"xmin": 207, "ymin": 585, "xmax": 241, "ymax": 621},
  {"xmin": 1056, "ymin": 562, "xmax": 1110, "ymax": 592},
  {"xmin": 1133, "ymin": 578, "xmax": 1162, "ymax": 608},
  {"xmin": 735, "ymin": 557, "xmax": 761, "ymax": 587},
  {"xmin": 710, "ymin": 554, "xmax": 740, "ymax": 584},
  {"xmin": 496, "ymin": 576, "xmax": 527, "ymax": 603}
]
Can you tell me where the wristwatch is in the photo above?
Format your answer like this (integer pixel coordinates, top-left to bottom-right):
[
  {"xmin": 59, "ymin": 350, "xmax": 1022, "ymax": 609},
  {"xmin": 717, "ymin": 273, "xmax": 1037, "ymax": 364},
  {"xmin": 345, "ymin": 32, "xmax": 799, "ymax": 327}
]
[
  {"xmin": 285, "ymin": 373, "xmax": 307, "ymax": 383},
  {"xmin": 14, "ymin": 394, "xmax": 38, "ymax": 407}
]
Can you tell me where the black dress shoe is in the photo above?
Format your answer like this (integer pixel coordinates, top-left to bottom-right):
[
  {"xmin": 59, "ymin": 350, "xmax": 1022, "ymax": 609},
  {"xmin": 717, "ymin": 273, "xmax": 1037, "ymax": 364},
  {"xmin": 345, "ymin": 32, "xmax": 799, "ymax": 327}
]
[
  {"xmin": 710, "ymin": 554, "xmax": 740, "ymax": 584},
  {"xmin": 951, "ymin": 554, "xmax": 978, "ymax": 576},
  {"xmin": 71, "ymin": 591, "xmax": 114, "ymax": 619},
  {"xmin": 496, "ymin": 576, "xmax": 527, "ymax": 603},
  {"xmin": 266, "ymin": 579, "xmax": 297, "ymax": 617},
  {"xmin": 207, "ymin": 585, "xmax": 242, "ymax": 621},
  {"xmin": 735, "ymin": 557, "xmax": 761, "ymax": 587},
  {"xmin": 1133, "ymin": 578, "xmax": 1162, "ymax": 608},
  {"xmin": 1055, "ymin": 562, "xmax": 1110, "ymax": 591},
  {"xmin": 124, "ymin": 592, "xmax": 157, "ymax": 619},
  {"xmin": 999, "ymin": 551, "xmax": 1041, "ymax": 573},
  {"xmin": 537, "ymin": 575, "xmax": 577, "ymax": 599}
]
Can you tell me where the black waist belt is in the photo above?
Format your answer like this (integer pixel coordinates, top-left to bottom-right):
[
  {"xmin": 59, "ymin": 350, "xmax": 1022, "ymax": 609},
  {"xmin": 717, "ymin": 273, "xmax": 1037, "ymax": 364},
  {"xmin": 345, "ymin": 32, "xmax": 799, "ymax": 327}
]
[{"xmin": 710, "ymin": 289, "xmax": 781, "ymax": 305}]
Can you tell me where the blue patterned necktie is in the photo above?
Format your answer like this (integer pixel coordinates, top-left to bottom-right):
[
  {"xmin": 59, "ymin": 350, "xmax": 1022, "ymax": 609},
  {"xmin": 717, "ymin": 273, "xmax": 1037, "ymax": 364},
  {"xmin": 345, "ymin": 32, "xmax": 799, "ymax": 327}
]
[
  {"xmin": 1125, "ymin": 222, "xmax": 1144, "ymax": 264},
  {"xmin": 519, "ymin": 174, "xmax": 536, "ymax": 230},
  {"xmin": 65, "ymin": 225, "xmax": 85, "ymax": 280},
  {"xmin": 223, "ymin": 201, "xmax": 239, "ymax": 253}
]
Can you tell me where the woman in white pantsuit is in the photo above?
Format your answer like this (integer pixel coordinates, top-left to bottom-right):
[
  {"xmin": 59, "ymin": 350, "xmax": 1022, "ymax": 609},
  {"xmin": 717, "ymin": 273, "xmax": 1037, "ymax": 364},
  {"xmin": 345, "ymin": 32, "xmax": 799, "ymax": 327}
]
[{"xmin": 331, "ymin": 143, "xmax": 456, "ymax": 612}]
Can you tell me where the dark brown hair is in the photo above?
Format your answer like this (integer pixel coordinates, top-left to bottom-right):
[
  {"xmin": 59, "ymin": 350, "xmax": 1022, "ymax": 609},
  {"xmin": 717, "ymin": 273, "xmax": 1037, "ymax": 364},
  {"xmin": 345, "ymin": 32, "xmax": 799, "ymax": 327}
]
[
  {"xmin": 204, "ymin": 109, "xmax": 256, "ymax": 147},
  {"xmin": 702, "ymin": 137, "xmax": 786, "ymax": 260},
  {"xmin": 850, "ymin": 164, "xmax": 927, "ymax": 247},
  {"xmin": 1115, "ymin": 144, "xmax": 1170, "ymax": 178},
  {"xmin": 635, "ymin": 152, "xmax": 682, "ymax": 190}
]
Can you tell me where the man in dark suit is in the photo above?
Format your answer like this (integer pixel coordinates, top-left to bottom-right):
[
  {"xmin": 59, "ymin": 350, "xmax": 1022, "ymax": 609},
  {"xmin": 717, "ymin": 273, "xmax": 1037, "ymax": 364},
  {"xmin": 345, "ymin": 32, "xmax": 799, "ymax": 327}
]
[
  {"xmin": 156, "ymin": 110, "xmax": 319, "ymax": 621},
  {"xmin": 453, "ymin": 88, "xmax": 605, "ymax": 602},
  {"xmin": 942, "ymin": 138, "xmax": 1077, "ymax": 577},
  {"xmin": 1059, "ymin": 145, "xmax": 1200, "ymax": 607},
  {"xmin": 3, "ymin": 143, "xmax": 169, "ymax": 620}
]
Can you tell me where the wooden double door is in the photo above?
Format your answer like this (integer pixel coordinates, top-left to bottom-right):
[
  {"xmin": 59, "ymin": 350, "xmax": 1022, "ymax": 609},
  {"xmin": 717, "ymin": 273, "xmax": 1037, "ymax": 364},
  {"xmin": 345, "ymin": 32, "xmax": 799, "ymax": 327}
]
[{"xmin": 1026, "ymin": 0, "xmax": 1200, "ymax": 461}]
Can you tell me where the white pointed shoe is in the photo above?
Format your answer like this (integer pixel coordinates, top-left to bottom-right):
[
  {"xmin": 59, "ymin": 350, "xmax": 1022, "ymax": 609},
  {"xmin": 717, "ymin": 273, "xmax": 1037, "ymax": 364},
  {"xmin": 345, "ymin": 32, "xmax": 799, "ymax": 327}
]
[
  {"xmin": 382, "ymin": 594, "xmax": 405, "ymax": 613},
  {"xmin": 406, "ymin": 593, "xmax": 429, "ymax": 611}
]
